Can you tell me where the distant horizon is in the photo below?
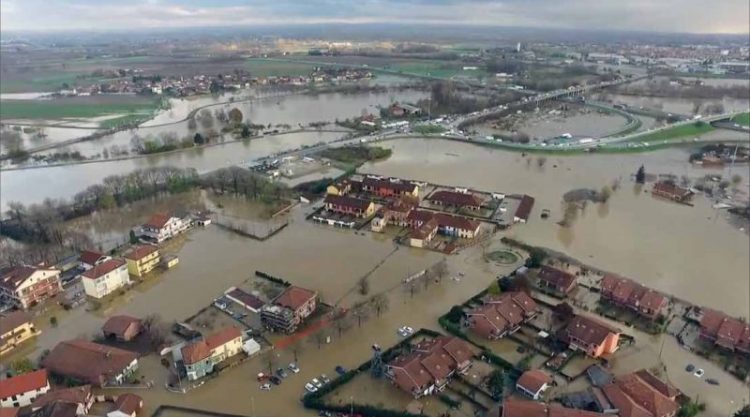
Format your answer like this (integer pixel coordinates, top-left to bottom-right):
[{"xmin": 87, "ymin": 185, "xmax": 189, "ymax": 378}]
[{"xmin": 1, "ymin": 0, "xmax": 749, "ymax": 36}]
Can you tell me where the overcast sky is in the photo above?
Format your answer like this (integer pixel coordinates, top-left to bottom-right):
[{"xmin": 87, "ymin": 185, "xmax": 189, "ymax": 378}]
[{"xmin": 1, "ymin": 0, "xmax": 749, "ymax": 34}]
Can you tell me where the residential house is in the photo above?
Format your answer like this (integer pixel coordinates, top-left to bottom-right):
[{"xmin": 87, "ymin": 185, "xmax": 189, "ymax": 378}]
[
  {"xmin": 0, "ymin": 265, "xmax": 62, "ymax": 310},
  {"xmin": 501, "ymin": 399, "xmax": 607, "ymax": 417},
  {"xmin": 466, "ymin": 292, "xmax": 539, "ymax": 340},
  {"xmin": 601, "ymin": 370, "xmax": 680, "ymax": 417},
  {"xmin": 124, "ymin": 245, "xmax": 160, "ymax": 277},
  {"xmin": 81, "ymin": 259, "xmax": 130, "ymax": 299},
  {"xmin": 42, "ymin": 340, "xmax": 139, "ymax": 386},
  {"xmin": 0, "ymin": 310, "xmax": 39, "ymax": 355},
  {"xmin": 406, "ymin": 210, "xmax": 481, "ymax": 247},
  {"xmin": 326, "ymin": 179, "xmax": 353, "ymax": 196},
  {"xmin": 0, "ymin": 369, "xmax": 50, "ymax": 408},
  {"xmin": 652, "ymin": 181, "xmax": 693, "ymax": 203},
  {"xmin": 178, "ymin": 327, "xmax": 243, "ymax": 381},
  {"xmin": 699, "ymin": 308, "xmax": 750, "ymax": 354},
  {"xmin": 513, "ymin": 195, "xmax": 535, "ymax": 223},
  {"xmin": 323, "ymin": 195, "xmax": 375, "ymax": 218},
  {"xmin": 563, "ymin": 315, "xmax": 621, "ymax": 358},
  {"xmin": 371, "ymin": 198, "xmax": 419, "ymax": 232},
  {"xmin": 260, "ymin": 286, "xmax": 318, "ymax": 333},
  {"xmin": 599, "ymin": 275, "xmax": 668, "ymax": 320},
  {"xmin": 389, "ymin": 103, "xmax": 422, "ymax": 118},
  {"xmin": 361, "ymin": 177, "xmax": 419, "ymax": 198},
  {"xmin": 536, "ymin": 266, "xmax": 577, "ymax": 297},
  {"xmin": 409, "ymin": 218, "xmax": 439, "ymax": 248},
  {"xmin": 78, "ymin": 250, "xmax": 110, "ymax": 270},
  {"xmin": 140, "ymin": 213, "xmax": 191, "ymax": 243},
  {"xmin": 427, "ymin": 190, "xmax": 484, "ymax": 211},
  {"xmin": 30, "ymin": 385, "xmax": 94, "ymax": 416},
  {"xmin": 516, "ymin": 369, "xmax": 553, "ymax": 400},
  {"xmin": 386, "ymin": 336, "xmax": 474, "ymax": 398},
  {"xmin": 107, "ymin": 393, "xmax": 143, "ymax": 417},
  {"xmin": 102, "ymin": 315, "xmax": 142, "ymax": 342}
]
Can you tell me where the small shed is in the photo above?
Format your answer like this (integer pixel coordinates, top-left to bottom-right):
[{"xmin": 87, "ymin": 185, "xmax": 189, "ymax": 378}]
[{"xmin": 242, "ymin": 339, "xmax": 261, "ymax": 356}]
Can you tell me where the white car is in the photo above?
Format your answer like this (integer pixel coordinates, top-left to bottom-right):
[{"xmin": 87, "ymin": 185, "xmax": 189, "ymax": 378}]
[
  {"xmin": 693, "ymin": 369, "xmax": 705, "ymax": 378},
  {"xmin": 260, "ymin": 383, "xmax": 271, "ymax": 391},
  {"xmin": 311, "ymin": 378, "xmax": 323, "ymax": 389},
  {"xmin": 304, "ymin": 383, "xmax": 317, "ymax": 393},
  {"xmin": 288, "ymin": 363, "xmax": 300, "ymax": 373},
  {"xmin": 398, "ymin": 326, "xmax": 414, "ymax": 337}
]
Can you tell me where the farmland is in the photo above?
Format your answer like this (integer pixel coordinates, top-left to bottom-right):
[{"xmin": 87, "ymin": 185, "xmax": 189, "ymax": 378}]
[{"xmin": 0, "ymin": 95, "xmax": 161, "ymax": 123}]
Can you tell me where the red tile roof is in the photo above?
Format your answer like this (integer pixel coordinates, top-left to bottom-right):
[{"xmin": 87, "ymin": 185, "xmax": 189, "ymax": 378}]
[
  {"xmin": 181, "ymin": 340, "xmax": 212, "ymax": 365},
  {"xmin": 144, "ymin": 213, "xmax": 172, "ymax": 229},
  {"xmin": 102, "ymin": 315, "xmax": 141, "ymax": 338},
  {"xmin": 538, "ymin": 266, "xmax": 577, "ymax": 293},
  {"xmin": 226, "ymin": 288, "xmax": 266, "ymax": 310},
  {"xmin": 0, "ymin": 265, "xmax": 57, "ymax": 291},
  {"xmin": 273, "ymin": 286, "xmax": 317, "ymax": 311},
  {"xmin": 0, "ymin": 310, "xmax": 33, "ymax": 332},
  {"xmin": 182, "ymin": 327, "xmax": 242, "ymax": 365},
  {"xmin": 433, "ymin": 212, "xmax": 480, "ymax": 233},
  {"xmin": 81, "ymin": 258, "xmax": 126, "ymax": 280},
  {"xmin": 0, "ymin": 408, "xmax": 19, "ymax": 417},
  {"xmin": 700, "ymin": 308, "xmax": 750, "ymax": 351},
  {"xmin": 514, "ymin": 195, "xmax": 535, "ymax": 221},
  {"xmin": 469, "ymin": 292, "xmax": 538, "ymax": 339},
  {"xmin": 388, "ymin": 336, "xmax": 474, "ymax": 395},
  {"xmin": 79, "ymin": 250, "xmax": 105, "ymax": 266},
  {"xmin": 516, "ymin": 369, "xmax": 552, "ymax": 395},
  {"xmin": 31, "ymin": 385, "xmax": 92, "ymax": 409},
  {"xmin": 42, "ymin": 340, "xmax": 138, "ymax": 386},
  {"xmin": 600, "ymin": 275, "xmax": 667, "ymax": 316},
  {"xmin": 113, "ymin": 393, "xmax": 143, "ymax": 415},
  {"xmin": 362, "ymin": 177, "xmax": 417, "ymax": 194},
  {"xmin": 0, "ymin": 369, "xmax": 48, "ymax": 399},
  {"xmin": 565, "ymin": 315, "xmax": 620, "ymax": 347},
  {"xmin": 602, "ymin": 370, "xmax": 679, "ymax": 417},
  {"xmin": 324, "ymin": 194, "xmax": 373, "ymax": 211},
  {"xmin": 124, "ymin": 244, "xmax": 159, "ymax": 261},
  {"xmin": 428, "ymin": 190, "xmax": 484, "ymax": 207},
  {"xmin": 502, "ymin": 399, "xmax": 606, "ymax": 417}
]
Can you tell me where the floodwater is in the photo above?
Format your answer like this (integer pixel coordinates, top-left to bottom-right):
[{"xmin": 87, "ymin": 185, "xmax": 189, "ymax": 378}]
[
  {"xmin": 362, "ymin": 138, "xmax": 750, "ymax": 318},
  {"xmin": 0, "ymin": 130, "xmax": 344, "ymax": 210},
  {"xmin": 604, "ymin": 93, "xmax": 750, "ymax": 116},
  {"xmin": 476, "ymin": 107, "xmax": 627, "ymax": 139}
]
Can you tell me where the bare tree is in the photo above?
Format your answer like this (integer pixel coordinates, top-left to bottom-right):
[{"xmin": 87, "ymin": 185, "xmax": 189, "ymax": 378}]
[
  {"xmin": 332, "ymin": 309, "xmax": 353, "ymax": 337},
  {"xmin": 289, "ymin": 338, "xmax": 304, "ymax": 363},
  {"xmin": 261, "ymin": 350, "xmax": 278, "ymax": 375},
  {"xmin": 369, "ymin": 293, "xmax": 390, "ymax": 317},
  {"xmin": 312, "ymin": 328, "xmax": 329, "ymax": 349},
  {"xmin": 351, "ymin": 301, "xmax": 370, "ymax": 327},
  {"xmin": 357, "ymin": 276, "xmax": 370, "ymax": 296}
]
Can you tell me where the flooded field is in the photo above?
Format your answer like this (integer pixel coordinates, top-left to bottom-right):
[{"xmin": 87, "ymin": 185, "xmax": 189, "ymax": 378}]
[
  {"xmin": 362, "ymin": 138, "xmax": 750, "ymax": 318},
  {"xmin": 0, "ymin": 130, "xmax": 344, "ymax": 210},
  {"xmin": 603, "ymin": 93, "xmax": 750, "ymax": 116},
  {"xmin": 475, "ymin": 103, "xmax": 627, "ymax": 140}
]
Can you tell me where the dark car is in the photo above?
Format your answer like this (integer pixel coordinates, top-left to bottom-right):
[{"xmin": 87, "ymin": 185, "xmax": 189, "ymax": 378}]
[
  {"xmin": 270, "ymin": 375, "xmax": 282, "ymax": 385},
  {"xmin": 685, "ymin": 364, "xmax": 695, "ymax": 373},
  {"xmin": 276, "ymin": 368, "xmax": 289, "ymax": 379},
  {"xmin": 706, "ymin": 378, "xmax": 720, "ymax": 386},
  {"xmin": 335, "ymin": 365, "xmax": 347, "ymax": 376}
]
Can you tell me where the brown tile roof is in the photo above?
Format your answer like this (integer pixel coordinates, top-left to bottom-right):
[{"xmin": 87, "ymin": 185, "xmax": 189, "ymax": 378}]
[
  {"xmin": 205, "ymin": 326, "xmax": 242, "ymax": 349},
  {"xmin": 502, "ymin": 399, "xmax": 607, "ymax": 417},
  {"xmin": 182, "ymin": 327, "xmax": 242, "ymax": 365},
  {"xmin": 0, "ymin": 369, "xmax": 48, "ymax": 399},
  {"xmin": 0, "ymin": 265, "xmax": 57, "ymax": 291},
  {"xmin": 273, "ymin": 286, "xmax": 317, "ymax": 311},
  {"xmin": 31, "ymin": 385, "xmax": 92, "ymax": 409},
  {"xmin": 81, "ymin": 258, "xmax": 126, "ymax": 279},
  {"xmin": 113, "ymin": 393, "xmax": 143, "ymax": 414},
  {"xmin": 516, "ymin": 369, "xmax": 552, "ymax": 394},
  {"xmin": 79, "ymin": 250, "xmax": 105, "ymax": 266},
  {"xmin": 27, "ymin": 402, "xmax": 79, "ymax": 417},
  {"xmin": 410, "ymin": 218, "xmax": 438, "ymax": 240},
  {"xmin": 602, "ymin": 370, "xmax": 679, "ymax": 417},
  {"xmin": 181, "ymin": 339, "xmax": 212, "ymax": 365},
  {"xmin": 362, "ymin": 177, "xmax": 417, "ymax": 194},
  {"xmin": 514, "ymin": 195, "xmax": 535, "ymax": 221},
  {"xmin": 144, "ymin": 213, "xmax": 172, "ymax": 229},
  {"xmin": 0, "ymin": 310, "xmax": 33, "ymax": 332},
  {"xmin": 124, "ymin": 244, "xmax": 159, "ymax": 261},
  {"xmin": 433, "ymin": 212, "xmax": 480, "ymax": 232},
  {"xmin": 428, "ymin": 190, "xmax": 484, "ymax": 207},
  {"xmin": 406, "ymin": 209, "xmax": 435, "ymax": 225},
  {"xmin": 42, "ymin": 340, "xmax": 138, "ymax": 386},
  {"xmin": 538, "ymin": 266, "xmax": 577, "ymax": 293},
  {"xmin": 600, "ymin": 275, "xmax": 667, "ymax": 316},
  {"xmin": 324, "ymin": 194, "xmax": 372, "ymax": 211},
  {"xmin": 226, "ymin": 288, "xmax": 266, "ymax": 310},
  {"xmin": 700, "ymin": 308, "xmax": 750, "ymax": 351},
  {"xmin": 565, "ymin": 315, "xmax": 620, "ymax": 347},
  {"xmin": 102, "ymin": 315, "xmax": 141, "ymax": 338},
  {"xmin": 388, "ymin": 336, "xmax": 474, "ymax": 395}
]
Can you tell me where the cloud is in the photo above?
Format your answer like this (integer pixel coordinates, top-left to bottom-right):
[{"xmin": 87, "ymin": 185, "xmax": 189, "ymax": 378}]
[{"xmin": 1, "ymin": 0, "xmax": 748, "ymax": 34}]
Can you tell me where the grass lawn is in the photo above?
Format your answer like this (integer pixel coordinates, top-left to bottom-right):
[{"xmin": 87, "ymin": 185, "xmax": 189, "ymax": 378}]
[
  {"xmin": 731, "ymin": 112, "xmax": 750, "ymax": 127},
  {"xmin": 619, "ymin": 121, "xmax": 714, "ymax": 144},
  {"xmin": 245, "ymin": 58, "xmax": 317, "ymax": 77},
  {"xmin": 98, "ymin": 113, "xmax": 153, "ymax": 129},
  {"xmin": 0, "ymin": 73, "xmax": 120, "ymax": 94},
  {"xmin": 0, "ymin": 96, "xmax": 160, "ymax": 121}
]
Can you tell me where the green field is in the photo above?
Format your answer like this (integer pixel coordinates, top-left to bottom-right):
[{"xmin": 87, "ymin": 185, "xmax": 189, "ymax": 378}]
[
  {"xmin": 0, "ymin": 96, "xmax": 160, "ymax": 121},
  {"xmin": 245, "ymin": 58, "xmax": 318, "ymax": 77},
  {"xmin": 384, "ymin": 60, "xmax": 489, "ymax": 80},
  {"xmin": 731, "ymin": 112, "xmax": 750, "ymax": 127},
  {"xmin": 619, "ymin": 122, "xmax": 714, "ymax": 144}
]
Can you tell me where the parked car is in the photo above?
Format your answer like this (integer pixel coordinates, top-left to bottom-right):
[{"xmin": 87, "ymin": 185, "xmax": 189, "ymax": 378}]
[
  {"xmin": 320, "ymin": 374, "xmax": 331, "ymax": 384},
  {"xmin": 270, "ymin": 375, "xmax": 282, "ymax": 385},
  {"xmin": 311, "ymin": 378, "xmax": 323, "ymax": 389},
  {"xmin": 693, "ymin": 369, "xmax": 705, "ymax": 378},
  {"xmin": 305, "ymin": 383, "xmax": 317, "ymax": 393},
  {"xmin": 259, "ymin": 383, "xmax": 271, "ymax": 391},
  {"xmin": 288, "ymin": 362, "xmax": 300, "ymax": 373},
  {"xmin": 335, "ymin": 366, "xmax": 347, "ymax": 376},
  {"xmin": 685, "ymin": 364, "xmax": 695, "ymax": 372},
  {"xmin": 398, "ymin": 326, "xmax": 414, "ymax": 337},
  {"xmin": 276, "ymin": 368, "xmax": 289, "ymax": 379},
  {"xmin": 706, "ymin": 378, "xmax": 720, "ymax": 386}
]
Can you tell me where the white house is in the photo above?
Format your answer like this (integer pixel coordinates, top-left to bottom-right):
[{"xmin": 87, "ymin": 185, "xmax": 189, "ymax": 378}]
[
  {"xmin": 140, "ymin": 213, "xmax": 191, "ymax": 243},
  {"xmin": 79, "ymin": 250, "xmax": 110, "ymax": 270},
  {"xmin": 81, "ymin": 259, "xmax": 131, "ymax": 299},
  {"xmin": 516, "ymin": 370, "xmax": 553, "ymax": 400},
  {"xmin": 0, "ymin": 369, "xmax": 50, "ymax": 408}
]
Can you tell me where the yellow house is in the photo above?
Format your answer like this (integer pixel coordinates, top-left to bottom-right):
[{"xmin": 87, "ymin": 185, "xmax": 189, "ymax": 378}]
[
  {"xmin": 124, "ymin": 244, "xmax": 161, "ymax": 277},
  {"xmin": 326, "ymin": 180, "xmax": 351, "ymax": 196},
  {"xmin": 0, "ymin": 311, "xmax": 39, "ymax": 355}
]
